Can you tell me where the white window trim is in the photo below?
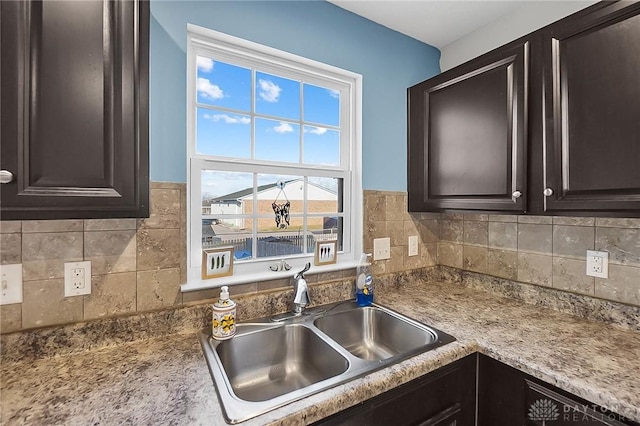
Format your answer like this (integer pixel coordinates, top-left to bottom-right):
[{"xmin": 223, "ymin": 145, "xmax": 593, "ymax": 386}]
[{"xmin": 181, "ymin": 24, "xmax": 363, "ymax": 292}]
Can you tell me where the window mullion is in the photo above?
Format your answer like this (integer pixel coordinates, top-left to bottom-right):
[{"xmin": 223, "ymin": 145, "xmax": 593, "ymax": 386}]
[
  {"xmin": 251, "ymin": 68, "xmax": 256, "ymax": 160},
  {"xmin": 303, "ymin": 176, "xmax": 308, "ymax": 254},
  {"xmin": 299, "ymin": 81, "xmax": 305, "ymax": 165},
  {"xmin": 195, "ymin": 103, "xmax": 250, "ymax": 116},
  {"xmin": 250, "ymin": 173, "xmax": 256, "ymax": 261}
]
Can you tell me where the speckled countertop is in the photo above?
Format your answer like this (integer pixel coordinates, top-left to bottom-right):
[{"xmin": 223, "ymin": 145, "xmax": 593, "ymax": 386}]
[{"xmin": 2, "ymin": 277, "xmax": 640, "ymax": 425}]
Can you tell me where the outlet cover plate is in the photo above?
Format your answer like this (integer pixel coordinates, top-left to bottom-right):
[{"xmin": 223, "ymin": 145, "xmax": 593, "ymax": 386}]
[
  {"xmin": 0, "ymin": 264, "xmax": 23, "ymax": 305},
  {"xmin": 64, "ymin": 261, "xmax": 91, "ymax": 297},
  {"xmin": 373, "ymin": 237, "xmax": 391, "ymax": 260},
  {"xmin": 586, "ymin": 250, "xmax": 608, "ymax": 279}
]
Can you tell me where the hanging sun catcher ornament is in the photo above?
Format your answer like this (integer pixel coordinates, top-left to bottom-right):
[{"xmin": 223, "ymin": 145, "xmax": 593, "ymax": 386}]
[{"xmin": 272, "ymin": 180, "xmax": 290, "ymax": 229}]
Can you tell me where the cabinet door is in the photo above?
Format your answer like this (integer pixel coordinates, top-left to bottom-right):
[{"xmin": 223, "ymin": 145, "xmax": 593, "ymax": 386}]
[
  {"xmin": 408, "ymin": 40, "xmax": 528, "ymax": 213},
  {"xmin": 540, "ymin": 1, "xmax": 640, "ymax": 215},
  {"xmin": 0, "ymin": 0, "xmax": 149, "ymax": 220},
  {"xmin": 478, "ymin": 354, "xmax": 639, "ymax": 426},
  {"xmin": 477, "ymin": 353, "xmax": 528, "ymax": 426},
  {"xmin": 314, "ymin": 354, "xmax": 476, "ymax": 426}
]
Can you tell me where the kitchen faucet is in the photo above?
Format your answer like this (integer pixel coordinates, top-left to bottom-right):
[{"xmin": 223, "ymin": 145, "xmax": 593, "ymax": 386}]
[{"xmin": 292, "ymin": 262, "xmax": 311, "ymax": 314}]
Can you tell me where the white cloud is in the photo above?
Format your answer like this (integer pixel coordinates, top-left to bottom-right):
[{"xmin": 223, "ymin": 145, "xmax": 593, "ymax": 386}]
[
  {"xmin": 203, "ymin": 113, "xmax": 250, "ymax": 125},
  {"xmin": 327, "ymin": 89, "xmax": 340, "ymax": 98},
  {"xmin": 197, "ymin": 56, "xmax": 214, "ymax": 72},
  {"xmin": 202, "ymin": 171, "xmax": 253, "ymax": 199},
  {"xmin": 273, "ymin": 122, "xmax": 293, "ymax": 134},
  {"xmin": 197, "ymin": 78, "xmax": 224, "ymax": 100},
  {"xmin": 258, "ymin": 79, "xmax": 281, "ymax": 102},
  {"xmin": 305, "ymin": 126, "xmax": 327, "ymax": 135}
]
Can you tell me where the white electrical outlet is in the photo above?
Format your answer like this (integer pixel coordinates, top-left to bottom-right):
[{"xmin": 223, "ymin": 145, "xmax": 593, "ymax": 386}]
[
  {"xmin": 64, "ymin": 261, "xmax": 91, "ymax": 296},
  {"xmin": 586, "ymin": 250, "xmax": 608, "ymax": 279},
  {"xmin": 0, "ymin": 264, "xmax": 23, "ymax": 305},
  {"xmin": 373, "ymin": 237, "xmax": 391, "ymax": 260},
  {"xmin": 408, "ymin": 235, "xmax": 419, "ymax": 257}
]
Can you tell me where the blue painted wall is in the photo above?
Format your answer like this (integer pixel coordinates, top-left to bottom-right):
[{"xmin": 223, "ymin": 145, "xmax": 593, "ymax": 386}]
[{"xmin": 150, "ymin": 1, "xmax": 440, "ymax": 191}]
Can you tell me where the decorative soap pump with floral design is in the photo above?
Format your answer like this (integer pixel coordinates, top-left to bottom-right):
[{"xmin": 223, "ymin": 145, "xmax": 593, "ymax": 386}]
[{"xmin": 212, "ymin": 286, "xmax": 236, "ymax": 340}]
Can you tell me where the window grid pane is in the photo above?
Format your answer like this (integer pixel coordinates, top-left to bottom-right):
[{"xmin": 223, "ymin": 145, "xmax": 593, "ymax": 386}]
[
  {"xmin": 195, "ymin": 59, "xmax": 341, "ymax": 167},
  {"xmin": 190, "ymin": 36, "xmax": 356, "ymax": 272},
  {"xmin": 196, "ymin": 57, "xmax": 251, "ymax": 111},
  {"xmin": 201, "ymin": 170, "xmax": 343, "ymax": 261}
]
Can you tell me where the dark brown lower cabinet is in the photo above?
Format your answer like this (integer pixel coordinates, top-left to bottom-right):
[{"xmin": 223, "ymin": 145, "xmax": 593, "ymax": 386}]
[
  {"xmin": 478, "ymin": 354, "xmax": 639, "ymax": 426},
  {"xmin": 313, "ymin": 354, "xmax": 477, "ymax": 426},
  {"xmin": 315, "ymin": 354, "xmax": 639, "ymax": 426},
  {"xmin": 477, "ymin": 353, "xmax": 526, "ymax": 425}
]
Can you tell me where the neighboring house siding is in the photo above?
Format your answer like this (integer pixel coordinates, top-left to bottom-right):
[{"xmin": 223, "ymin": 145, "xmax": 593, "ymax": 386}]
[
  {"xmin": 208, "ymin": 180, "xmax": 338, "ymax": 231},
  {"xmin": 209, "ymin": 203, "xmax": 243, "ymax": 228},
  {"xmin": 244, "ymin": 200, "xmax": 338, "ymax": 230}
]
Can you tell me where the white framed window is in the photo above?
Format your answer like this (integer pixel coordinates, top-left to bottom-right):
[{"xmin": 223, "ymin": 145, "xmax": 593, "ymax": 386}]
[{"xmin": 182, "ymin": 24, "xmax": 363, "ymax": 291}]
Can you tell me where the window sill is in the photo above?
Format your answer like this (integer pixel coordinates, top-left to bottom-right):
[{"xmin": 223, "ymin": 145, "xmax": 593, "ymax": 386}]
[{"xmin": 180, "ymin": 259, "xmax": 361, "ymax": 293}]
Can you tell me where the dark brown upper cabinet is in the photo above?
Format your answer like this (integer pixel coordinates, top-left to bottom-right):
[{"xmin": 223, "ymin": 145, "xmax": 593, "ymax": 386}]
[
  {"xmin": 540, "ymin": 1, "xmax": 640, "ymax": 214},
  {"xmin": 0, "ymin": 0, "xmax": 149, "ymax": 220},
  {"xmin": 409, "ymin": 1, "xmax": 640, "ymax": 217},
  {"xmin": 408, "ymin": 40, "xmax": 529, "ymax": 213}
]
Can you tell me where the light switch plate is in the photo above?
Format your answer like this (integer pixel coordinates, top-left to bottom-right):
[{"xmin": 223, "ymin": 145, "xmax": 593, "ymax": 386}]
[
  {"xmin": 408, "ymin": 236, "xmax": 419, "ymax": 257},
  {"xmin": 586, "ymin": 250, "xmax": 608, "ymax": 278},
  {"xmin": 0, "ymin": 264, "xmax": 23, "ymax": 305},
  {"xmin": 373, "ymin": 237, "xmax": 391, "ymax": 260}
]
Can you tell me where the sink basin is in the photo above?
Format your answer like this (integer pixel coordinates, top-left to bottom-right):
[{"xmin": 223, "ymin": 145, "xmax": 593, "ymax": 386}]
[
  {"xmin": 198, "ymin": 301, "xmax": 455, "ymax": 424},
  {"xmin": 215, "ymin": 324, "xmax": 348, "ymax": 402},
  {"xmin": 314, "ymin": 306, "xmax": 437, "ymax": 361}
]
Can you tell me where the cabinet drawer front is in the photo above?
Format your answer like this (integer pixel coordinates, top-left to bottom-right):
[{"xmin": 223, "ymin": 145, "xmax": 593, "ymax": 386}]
[{"xmin": 525, "ymin": 379, "xmax": 632, "ymax": 426}]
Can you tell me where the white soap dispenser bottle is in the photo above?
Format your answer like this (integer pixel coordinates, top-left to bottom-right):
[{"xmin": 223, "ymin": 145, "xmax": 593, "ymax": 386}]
[{"xmin": 211, "ymin": 286, "xmax": 236, "ymax": 340}]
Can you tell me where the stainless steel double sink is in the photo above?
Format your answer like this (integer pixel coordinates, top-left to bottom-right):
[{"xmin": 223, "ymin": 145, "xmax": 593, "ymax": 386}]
[{"xmin": 197, "ymin": 300, "xmax": 456, "ymax": 424}]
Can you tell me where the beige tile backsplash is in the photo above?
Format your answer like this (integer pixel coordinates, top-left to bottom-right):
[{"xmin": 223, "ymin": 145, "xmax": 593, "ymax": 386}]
[
  {"xmin": 488, "ymin": 222, "xmax": 517, "ymax": 250},
  {"xmin": 518, "ymin": 223, "xmax": 553, "ymax": 254},
  {"xmin": 552, "ymin": 225, "xmax": 594, "ymax": 259},
  {"xmin": 1, "ymin": 186, "xmax": 639, "ymax": 333},
  {"xmin": 0, "ymin": 183, "xmax": 191, "ymax": 333},
  {"xmin": 596, "ymin": 226, "xmax": 640, "ymax": 266},
  {"xmin": 85, "ymin": 229, "xmax": 137, "ymax": 275},
  {"xmin": 441, "ymin": 212, "xmax": 640, "ymax": 307},
  {"xmin": 487, "ymin": 248, "xmax": 517, "ymax": 280},
  {"xmin": 463, "ymin": 220, "xmax": 488, "ymax": 246},
  {"xmin": 22, "ymin": 279, "xmax": 83, "ymax": 329},
  {"xmin": 363, "ymin": 191, "xmax": 438, "ymax": 276},
  {"xmin": 517, "ymin": 252, "xmax": 552, "ymax": 287},
  {"xmin": 552, "ymin": 257, "xmax": 594, "ymax": 294},
  {"xmin": 84, "ymin": 272, "xmax": 137, "ymax": 320}
]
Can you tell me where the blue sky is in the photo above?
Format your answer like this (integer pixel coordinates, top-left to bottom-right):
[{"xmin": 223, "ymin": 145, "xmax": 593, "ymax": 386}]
[
  {"xmin": 195, "ymin": 56, "xmax": 340, "ymax": 167},
  {"xmin": 196, "ymin": 56, "xmax": 340, "ymax": 195}
]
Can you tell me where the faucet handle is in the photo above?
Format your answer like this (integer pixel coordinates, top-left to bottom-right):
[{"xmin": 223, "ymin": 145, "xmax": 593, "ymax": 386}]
[
  {"xmin": 292, "ymin": 262, "xmax": 312, "ymax": 314},
  {"xmin": 294, "ymin": 262, "xmax": 311, "ymax": 280},
  {"xmin": 293, "ymin": 277, "xmax": 311, "ymax": 306}
]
